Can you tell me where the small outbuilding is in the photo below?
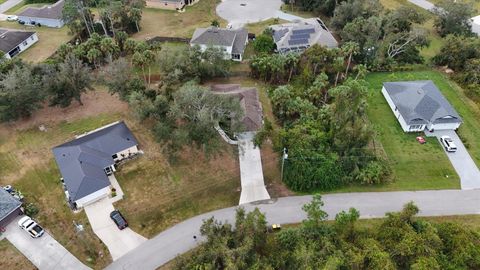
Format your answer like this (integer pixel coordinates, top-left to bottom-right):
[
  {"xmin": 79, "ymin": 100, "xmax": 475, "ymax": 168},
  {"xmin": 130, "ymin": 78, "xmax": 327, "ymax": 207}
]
[
  {"xmin": 0, "ymin": 29, "xmax": 38, "ymax": 59},
  {"xmin": 0, "ymin": 188, "xmax": 22, "ymax": 228},
  {"xmin": 53, "ymin": 121, "xmax": 139, "ymax": 209},
  {"xmin": 190, "ymin": 27, "xmax": 248, "ymax": 61},
  {"xmin": 18, "ymin": 0, "xmax": 65, "ymax": 28},
  {"xmin": 382, "ymin": 80, "xmax": 462, "ymax": 132}
]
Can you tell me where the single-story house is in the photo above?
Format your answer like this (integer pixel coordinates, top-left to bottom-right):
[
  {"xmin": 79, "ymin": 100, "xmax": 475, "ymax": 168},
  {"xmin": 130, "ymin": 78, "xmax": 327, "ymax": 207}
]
[
  {"xmin": 472, "ymin": 15, "xmax": 480, "ymax": 36},
  {"xmin": 0, "ymin": 188, "xmax": 22, "ymax": 228},
  {"xmin": 190, "ymin": 27, "xmax": 248, "ymax": 61},
  {"xmin": 146, "ymin": 0, "xmax": 199, "ymax": 10},
  {"xmin": 211, "ymin": 84, "xmax": 263, "ymax": 131},
  {"xmin": 270, "ymin": 18, "xmax": 338, "ymax": 54},
  {"xmin": 53, "ymin": 121, "xmax": 139, "ymax": 209},
  {"xmin": 0, "ymin": 29, "xmax": 38, "ymax": 59},
  {"xmin": 382, "ymin": 80, "xmax": 462, "ymax": 132},
  {"xmin": 18, "ymin": 0, "xmax": 65, "ymax": 28}
]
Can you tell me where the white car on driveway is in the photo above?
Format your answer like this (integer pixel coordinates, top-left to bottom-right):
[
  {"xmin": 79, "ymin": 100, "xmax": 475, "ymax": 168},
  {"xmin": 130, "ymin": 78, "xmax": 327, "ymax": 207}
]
[
  {"xmin": 6, "ymin": 15, "xmax": 18, "ymax": 21},
  {"xmin": 440, "ymin": 135, "xmax": 457, "ymax": 152},
  {"xmin": 18, "ymin": 216, "xmax": 44, "ymax": 238}
]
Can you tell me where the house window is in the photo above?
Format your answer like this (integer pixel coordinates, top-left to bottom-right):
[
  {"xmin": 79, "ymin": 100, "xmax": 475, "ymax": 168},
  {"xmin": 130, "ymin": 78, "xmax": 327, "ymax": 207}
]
[
  {"xmin": 22, "ymin": 41, "xmax": 28, "ymax": 46},
  {"xmin": 409, "ymin": 125, "xmax": 424, "ymax": 130},
  {"xmin": 112, "ymin": 154, "xmax": 118, "ymax": 159},
  {"xmin": 31, "ymin": 36, "xmax": 34, "ymax": 41}
]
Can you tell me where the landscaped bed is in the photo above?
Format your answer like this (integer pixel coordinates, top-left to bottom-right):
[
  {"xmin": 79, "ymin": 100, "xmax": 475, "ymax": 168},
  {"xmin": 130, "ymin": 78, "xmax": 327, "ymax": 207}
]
[{"xmin": 339, "ymin": 70, "xmax": 480, "ymax": 192}]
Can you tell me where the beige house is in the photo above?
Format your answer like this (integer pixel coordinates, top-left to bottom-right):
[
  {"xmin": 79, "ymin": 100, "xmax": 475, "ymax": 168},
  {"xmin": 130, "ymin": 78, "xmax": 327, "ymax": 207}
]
[{"xmin": 146, "ymin": 0, "xmax": 199, "ymax": 10}]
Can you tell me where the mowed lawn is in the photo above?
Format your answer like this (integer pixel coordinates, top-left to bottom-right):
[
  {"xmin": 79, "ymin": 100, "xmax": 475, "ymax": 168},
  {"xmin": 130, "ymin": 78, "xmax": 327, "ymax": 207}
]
[
  {"xmin": 0, "ymin": 21, "xmax": 71, "ymax": 63},
  {"xmin": 133, "ymin": 0, "xmax": 225, "ymax": 40},
  {"xmin": 344, "ymin": 70, "xmax": 480, "ymax": 192}
]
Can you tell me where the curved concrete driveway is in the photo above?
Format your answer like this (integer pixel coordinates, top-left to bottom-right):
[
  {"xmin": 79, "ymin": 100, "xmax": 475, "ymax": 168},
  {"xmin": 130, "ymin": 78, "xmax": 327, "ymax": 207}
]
[{"xmin": 107, "ymin": 189, "xmax": 480, "ymax": 270}]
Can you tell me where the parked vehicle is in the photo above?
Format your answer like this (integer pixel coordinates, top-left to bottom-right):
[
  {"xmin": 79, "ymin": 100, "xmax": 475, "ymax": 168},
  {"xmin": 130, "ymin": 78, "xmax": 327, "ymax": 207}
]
[
  {"xmin": 110, "ymin": 210, "xmax": 128, "ymax": 230},
  {"xmin": 6, "ymin": 15, "xmax": 18, "ymax": 21},
  {"xmin": 18, "ymin": 216, "xmax": 44, "ymax": 238},
  {"xmin": 441, "ymin": 136, "xmax": 457, "ymax": 152}
]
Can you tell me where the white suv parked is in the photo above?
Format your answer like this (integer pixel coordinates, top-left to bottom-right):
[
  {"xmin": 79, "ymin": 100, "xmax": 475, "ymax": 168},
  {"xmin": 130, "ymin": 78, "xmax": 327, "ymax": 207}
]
[
  {"xmin": 440, "ymin": 136, "xmax": 457, "ymax": 152},
  {"xmin": 18, "ymin": 216, "xmax": 45, "ymax": 238}
]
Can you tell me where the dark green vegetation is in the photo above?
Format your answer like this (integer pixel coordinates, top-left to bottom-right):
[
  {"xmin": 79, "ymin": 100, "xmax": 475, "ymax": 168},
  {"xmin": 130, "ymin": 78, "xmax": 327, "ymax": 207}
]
[
  {"xmin": 432, "ymin": 0, "xmax": 476, "ymax": 37},
  {"xmin": 175, "ymin": 196, "xmax": 480, "ymax": 269}
]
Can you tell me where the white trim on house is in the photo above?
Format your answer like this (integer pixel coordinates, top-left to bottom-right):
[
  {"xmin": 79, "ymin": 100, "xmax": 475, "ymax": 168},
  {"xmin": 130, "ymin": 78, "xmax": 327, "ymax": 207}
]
[
  {"xmin": 2, "ymin": 32, "xmax": 38, "ymax": 59},
  {"xmin": 74, "ymin": 187, "xmax": 111, "ymax": 208}
]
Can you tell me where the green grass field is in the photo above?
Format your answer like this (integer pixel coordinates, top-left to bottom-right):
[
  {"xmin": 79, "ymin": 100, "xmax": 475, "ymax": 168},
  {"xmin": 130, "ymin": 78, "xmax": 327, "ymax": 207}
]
[{"xmin": 336, "ymin": 70, "xmax": 480, "ymax": 193}]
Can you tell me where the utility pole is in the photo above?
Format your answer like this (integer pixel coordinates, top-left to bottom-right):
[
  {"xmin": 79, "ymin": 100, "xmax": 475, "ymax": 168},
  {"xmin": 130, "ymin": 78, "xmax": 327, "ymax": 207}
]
[{"xmin": 280, "ymin": 148, "xmax": 288, "ymax": 182}]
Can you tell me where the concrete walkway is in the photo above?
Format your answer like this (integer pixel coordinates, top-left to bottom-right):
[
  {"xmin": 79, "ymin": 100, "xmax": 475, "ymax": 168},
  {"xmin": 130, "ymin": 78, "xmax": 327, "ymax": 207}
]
[
  {"xmin": 84, "ymin": 197, "xmax": 147, "ymax": 260},
  {"xmin": 106, "ymin": 189, "xmax": 480, "ymax": 270},
  {"xmin": 4, "ymin": 216, "xmax": 91, "ymax": 270},
  {"xmin": 237, "ymin": 132, "xmax": 270, "ymax": 204},
  {"xmin": 408, "ymin": 0, "xmax": 435, "ymax": 12},
  {"xmin": 426, "ymin": 130, "xmax": 480, "ymax": 190}
]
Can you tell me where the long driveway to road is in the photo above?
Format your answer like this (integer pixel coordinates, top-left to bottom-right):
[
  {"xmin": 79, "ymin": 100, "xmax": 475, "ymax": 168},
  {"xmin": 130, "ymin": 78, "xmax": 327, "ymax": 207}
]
[
  {"xmin": 0, "ymin": 0, "xmax": 22, "ymax": 14},
  {"xmin": 107, "ymin": 189, "xmax": 480, "ymax": 270}
]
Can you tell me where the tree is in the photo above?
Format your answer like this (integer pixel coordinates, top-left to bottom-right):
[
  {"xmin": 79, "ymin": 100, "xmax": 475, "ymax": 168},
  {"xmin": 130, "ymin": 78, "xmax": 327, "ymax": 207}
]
[
  {"xmin": 433, "ymin": 0, "xmax": 474, "ymax": 37},
  {"xmin": 341, "ymin": 41, "xmax": 360, "ymax": 78},
  {"xmin": 0, "ymin": 65, "xmax": 45, "ymax": 121},
  {"xmin": 432, "ymin": 35, "xmax": 480, "ymax": 71},
  {"xmin": 87, "ymin": 48, "xmax": 102, "ymax": 68},
  {"xmin": 252, "ymin": 33, "xmax": 276, "ymax": 54},
  {"xmin": 101, "ymin": 58, "xmax": 137, "ymax": 100},
  {"xmin": 47, "ymin": 54, "xmax": 93, "ymax": 107},
  {"xmin": 331, "ymin": 0, "xmax": 383, "ymax": 30},
  {"xmin": 130, "ymin": 7, "xmax": 142, "ymax": 32},
  {"xmin": 210, "ymin": 19, "xmax": 220, "ymax": 27}
]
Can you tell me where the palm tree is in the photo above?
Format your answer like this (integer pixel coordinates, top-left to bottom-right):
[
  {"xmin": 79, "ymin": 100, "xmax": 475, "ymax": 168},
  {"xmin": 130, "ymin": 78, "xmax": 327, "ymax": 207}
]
[
  {"xmin": 100, "ymin": 37, "xmax": 119, "ymax": 62},
  {"xmin": 342, "ymin": 41, "xmax": 360, "ymax": 78},
  {"xmin": 130, "ymin": 8, "xmax": 142, "ymax": 33},
  {"xmin": 87, "ymin": 48, "xmax": 102, "ymax": 68}
]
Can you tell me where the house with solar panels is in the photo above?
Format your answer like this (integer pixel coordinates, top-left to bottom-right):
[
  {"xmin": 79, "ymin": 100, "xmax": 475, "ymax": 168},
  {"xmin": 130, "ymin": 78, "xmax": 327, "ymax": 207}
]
[{"xmin": 270, "ymin": 18, "xmax": 338, "ymax": 54}]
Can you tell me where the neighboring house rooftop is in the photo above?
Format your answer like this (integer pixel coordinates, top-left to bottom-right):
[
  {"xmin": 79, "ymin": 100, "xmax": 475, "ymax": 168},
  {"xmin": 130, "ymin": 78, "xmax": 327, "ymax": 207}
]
[
  {"xmin": 211, "ymin": 84, "xmax": 263, "ymax": 131},
  {"xmin": 191, "ymin": 27, "xmax": 248, "ymax": 54},
  {"xmin": 0, "ymin": 188, "xmax": 22, "ymax": 221},
  {"xmin": 0, "ymin": 29, "xmax": 36, "ymax": 54},
  {"xmin": 270, "ymin": 18, "xmax": 338, "ymax": 53},
  {"xmin": 472, "ymin": 15, "xmax": 480, "ymax": 35},
  {"xmin": 52, "ymin": 121, "xmax": 138, "ymax": 202},
  {"xmin": 383, "ymin": 81, "xmax": 462, "ymax": 125},
  {"xmin": 18, "ymin": 0, "xmax": 65, "ymax": 20}
]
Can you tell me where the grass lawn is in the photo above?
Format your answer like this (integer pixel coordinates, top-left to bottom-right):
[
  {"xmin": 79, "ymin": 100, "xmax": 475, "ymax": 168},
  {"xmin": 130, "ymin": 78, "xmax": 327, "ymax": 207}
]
[
  {"xmin": 0, "ymin": 239, "xmax": 35, "ymax": 270},
  {"xmin": 0, "ymin": 21, "xmax": 71, "ymax": 63},
  {"xmin": 133, "ymin": 0, "xmax": 225, "ymax": 40}
]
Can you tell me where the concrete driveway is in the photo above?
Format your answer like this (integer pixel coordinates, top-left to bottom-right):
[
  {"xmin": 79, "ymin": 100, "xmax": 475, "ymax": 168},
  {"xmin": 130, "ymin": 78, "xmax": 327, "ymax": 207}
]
[
  {"xmin": 4, "ymin": 216, "xmax": 90, "ymax": 270},
  {"xmin": 428, "ymin": 129, "xmax": 480, "ymax": 189},
  {"xmin": 237, "ymin": 132, "xmax": 271, "ymax": 204},
  {"xmin": 0, "ymin": 0, "xmax": 22, "ymax": 14},
  {"xmin": 217, "ymin": 0, "xmax": 282, "ymax": 27},
  {"xmin": 84, "ymin": 198, "xmax": 147, "ymax": 260}
]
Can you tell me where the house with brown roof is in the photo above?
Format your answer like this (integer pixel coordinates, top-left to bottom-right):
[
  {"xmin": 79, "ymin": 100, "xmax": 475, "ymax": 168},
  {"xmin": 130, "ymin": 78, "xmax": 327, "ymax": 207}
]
[
  {"xmin": 211, "ymin": 84, "xmax": 263, "ymax": 131},
  {"xmin": 18, "ymin": 0, "xmax": 65, "ymax": 28}
]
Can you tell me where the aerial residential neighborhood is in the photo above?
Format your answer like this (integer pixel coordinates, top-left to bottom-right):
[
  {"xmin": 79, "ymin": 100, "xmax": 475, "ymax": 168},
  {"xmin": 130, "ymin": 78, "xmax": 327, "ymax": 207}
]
[{"xmin": 0, "ymin": 0, "xmax": 480, "ymax": 269}]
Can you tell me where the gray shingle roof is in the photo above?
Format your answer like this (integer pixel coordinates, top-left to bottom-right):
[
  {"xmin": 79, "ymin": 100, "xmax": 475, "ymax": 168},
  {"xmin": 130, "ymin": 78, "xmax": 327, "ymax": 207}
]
[
  {"xmin": 18, "ymin": 0, "xmax": 64, "ymax": 20},
  {"xmin": 0, "ymin": 188, "xmax": 21, "ymax": 221},
  {"xmin": 383, "ymin": 80, "xmax": 462, "ymax": 125},
  {"xmin": 191, "ymin": 27, "xmax": 248, "ymax": 54},
  {"xmin": 52, "ymin": 121, "xmax": 138, "ymax": 201},
  {"xmin": 0, "ymin": 29, "xmax": 36, "ymax": 54}
]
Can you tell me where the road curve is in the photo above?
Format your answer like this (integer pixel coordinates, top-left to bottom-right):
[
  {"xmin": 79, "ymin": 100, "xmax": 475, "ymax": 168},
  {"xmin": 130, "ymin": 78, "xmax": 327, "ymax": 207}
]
[{"xmin": 107, "ymin": 189, "xmax": 480, "ymax": 270}]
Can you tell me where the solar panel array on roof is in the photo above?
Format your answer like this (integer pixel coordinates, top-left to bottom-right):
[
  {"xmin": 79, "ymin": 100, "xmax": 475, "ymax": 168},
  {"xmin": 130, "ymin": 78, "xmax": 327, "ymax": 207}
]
[
  {"xmin": 288, "ymin": 39, "xmax": 309, "ymax": 46},
  {"xmin": 292, "ymin": 28, "xmax": 315, "ymax": 35},
  {"xmin": 290, "ymin": 33, "xmax": 310, "ymax": 40}
]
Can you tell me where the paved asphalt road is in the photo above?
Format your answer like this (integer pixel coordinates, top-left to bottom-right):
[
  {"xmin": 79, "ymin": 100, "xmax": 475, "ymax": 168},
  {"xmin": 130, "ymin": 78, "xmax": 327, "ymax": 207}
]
[
  {"xmin": 408, "ymin": 0, "xmax": 435, "ymax": 11},
  {"xmin": 0, "ymin": 0, "xmax": 22, "ymax": 14},
  {"xmin": 107, "ymin": 189, "xmax": 480, "ymax": 270},
  {"xmin": 4, "ymin": 216, "xmax": 90, "ymax": 270}
]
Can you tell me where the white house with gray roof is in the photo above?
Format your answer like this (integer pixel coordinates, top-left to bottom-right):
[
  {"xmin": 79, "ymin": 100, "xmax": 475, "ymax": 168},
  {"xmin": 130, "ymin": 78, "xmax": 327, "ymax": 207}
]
[
  {"xmin": 270, "ymin": 18, "xmax": 338, "ymax": 54},
  {"xmin": 382, "ymin": 81, "xmax": 462, "ymax": 132},
  {"xmin": 18, "ymin": 0, "xmax": 65, "ymax": 28},
  {"xmin": 0, "ymin": 29, "xmax": 38, "ymax": 59},
  {"xmin": 190, "ymin": 27, "xmax": 248, "ymax": 61},
  {"xmin": 472, "ymin": 15, "xmax": 480, "ymax": 36},
  {"xmin": 53, "ymin": 121, "xmax": 139, "ymax": 209}
]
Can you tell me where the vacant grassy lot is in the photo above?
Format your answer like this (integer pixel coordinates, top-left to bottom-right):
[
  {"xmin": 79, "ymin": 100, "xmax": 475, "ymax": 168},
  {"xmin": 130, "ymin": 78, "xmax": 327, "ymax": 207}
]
[
  {"xmin": 337, "ymin": 70, "xmax": 480, "ymax": 192},
  {"xmin": 134, "ymin": 0, "xmax": 224, "ymax": 40},
  {"xmin": 0, "ymin": 21, "xmax": 71, "ymax": 63},
  {"xmin": 0, "ymin": 240, "xmax": 35, "ymax": 270}
]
